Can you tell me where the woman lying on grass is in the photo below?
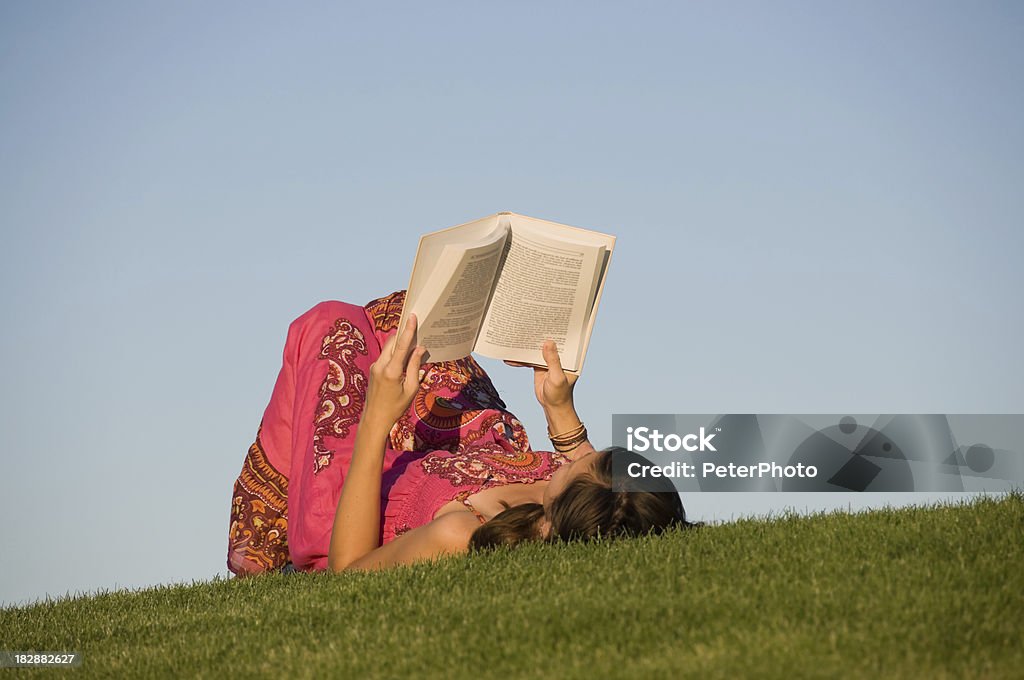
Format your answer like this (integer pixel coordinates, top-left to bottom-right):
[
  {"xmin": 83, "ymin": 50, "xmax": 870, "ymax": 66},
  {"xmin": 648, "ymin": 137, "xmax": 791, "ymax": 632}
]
[{"xmin": 226, "ymin": 290, "xmax": 696, "ymax": 575}]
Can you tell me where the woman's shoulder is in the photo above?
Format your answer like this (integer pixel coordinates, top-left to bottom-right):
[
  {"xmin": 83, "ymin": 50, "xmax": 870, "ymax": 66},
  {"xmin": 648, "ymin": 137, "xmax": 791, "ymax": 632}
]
[{"xmin": 427, "ymin": 510, "xmax": 481, "ymax": 548}]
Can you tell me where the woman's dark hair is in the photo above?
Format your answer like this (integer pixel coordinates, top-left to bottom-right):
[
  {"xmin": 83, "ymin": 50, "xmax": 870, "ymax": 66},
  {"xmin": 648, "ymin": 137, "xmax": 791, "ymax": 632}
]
[
  {"xmin": 468, "ymin": 502, "xmax": 546, "ymax": 549},
  {"xmin": 469, "ymin": 446, "xmax": 700, "ymax": 550}
]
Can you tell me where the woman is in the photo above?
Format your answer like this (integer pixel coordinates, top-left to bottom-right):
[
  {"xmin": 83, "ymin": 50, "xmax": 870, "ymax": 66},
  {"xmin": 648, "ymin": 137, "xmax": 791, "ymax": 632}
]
[{"xmin": 227, "ymin": 290, "xmax": 693, "ymax": 575}]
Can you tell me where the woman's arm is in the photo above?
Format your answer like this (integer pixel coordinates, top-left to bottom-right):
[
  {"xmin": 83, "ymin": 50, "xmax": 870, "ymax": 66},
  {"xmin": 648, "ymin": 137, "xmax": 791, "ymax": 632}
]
[
  {"xmin": 506, "ymin": 339, "xmax": 596, "ymax": 460},
  {"xmin": 327, "ymin": 314, "xmax": 429, "ymax": 572},
  {"xmin": 339, "ymin": 512, "xmax": 480, "ymax": 572}
]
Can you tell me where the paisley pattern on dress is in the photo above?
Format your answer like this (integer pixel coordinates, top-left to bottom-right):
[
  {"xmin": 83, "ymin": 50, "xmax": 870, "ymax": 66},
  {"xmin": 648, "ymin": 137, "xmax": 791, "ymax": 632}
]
[
  {"xmin": 312, "ymin": 318, "xmax": 368, "ymax": 475},
  {"xmin": 390, "ymin": 408, "xmax": 530, "ymax": 455},
  {"xmin": 417, "ymin": 355, "xmax": 508, "ymax": 412},
  {"xmin": 228, "ymin": 426, "xmax": 290, "ymax": 574},
  {"xmin": 420, "ymin": 441, "xmax": 568, "ymax": 488},
  {"xmin": 364, "ymin": 290, "xmax": 406, "ymax": 333}
]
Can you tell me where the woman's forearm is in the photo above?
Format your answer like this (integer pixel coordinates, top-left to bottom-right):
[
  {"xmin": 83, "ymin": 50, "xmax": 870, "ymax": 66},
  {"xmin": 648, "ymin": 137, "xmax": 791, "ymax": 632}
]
[{"xmin": 327, "ymin": 415, "xmax": 393, "ymax": 572}]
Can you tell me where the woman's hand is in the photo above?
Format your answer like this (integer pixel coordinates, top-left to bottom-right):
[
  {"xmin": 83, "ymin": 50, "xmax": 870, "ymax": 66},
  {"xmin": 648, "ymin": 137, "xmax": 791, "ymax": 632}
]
[
  {"xmin": 504, "ymin": 339, "xmax": 579, "ymax": 411},
  {"xmin": 362, "ymin": 313, "xmax": 430, "ymax": 431},
  {"xmin": 505, "ymin": 341, "xmax": 588, "ymax": 456}
]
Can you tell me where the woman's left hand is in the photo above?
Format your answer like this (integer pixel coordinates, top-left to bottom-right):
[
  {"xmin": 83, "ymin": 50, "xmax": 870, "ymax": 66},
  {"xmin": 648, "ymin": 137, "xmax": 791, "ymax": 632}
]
[
  {"xmin": 363, "ymin": 313, "xmax": 430, "ymax": 431},
  {"xmin": 504, "ymin": 339, "xmax": 579, "ymax": 412}
]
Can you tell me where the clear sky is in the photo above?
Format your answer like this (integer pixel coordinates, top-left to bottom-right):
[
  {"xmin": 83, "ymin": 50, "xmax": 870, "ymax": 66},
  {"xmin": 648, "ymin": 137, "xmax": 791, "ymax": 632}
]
[{"xmin": 2, "ymin": 1, "xmax": 1022, "ymax": 607}]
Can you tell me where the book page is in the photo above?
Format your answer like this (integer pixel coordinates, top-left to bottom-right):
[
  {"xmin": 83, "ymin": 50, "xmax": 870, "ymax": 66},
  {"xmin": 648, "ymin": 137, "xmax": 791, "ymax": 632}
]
[
  {"xmin": 473, "ymin": 228, "xmax": 602, "ymax": 371},
  {"xmin": 402, "ymin": 214, "xmax": 506, "ymax": 328},
  {"xmin": 405, "ymin": 237, "xmax": 507, "ymax": 363},
  {"xmin": 570, "ymin": 246, "xmax": 612, "ymax": 369},
  {"xmin": 503, "ymin": 213, "xmax": 616, "ymax": 375}
]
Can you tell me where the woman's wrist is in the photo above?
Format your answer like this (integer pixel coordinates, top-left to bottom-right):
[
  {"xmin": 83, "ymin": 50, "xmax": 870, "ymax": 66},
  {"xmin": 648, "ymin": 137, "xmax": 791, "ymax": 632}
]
[
  {"xmin": 544, "ymin": 403, "xmax": 581, "ymax": 433},
  {"xmin": 358, "ymin": 410, "xmax": 395, "ymax": 442},
  {"xmin": 543, "ymin": 404, "xmax": 595, "ymax": 458}
]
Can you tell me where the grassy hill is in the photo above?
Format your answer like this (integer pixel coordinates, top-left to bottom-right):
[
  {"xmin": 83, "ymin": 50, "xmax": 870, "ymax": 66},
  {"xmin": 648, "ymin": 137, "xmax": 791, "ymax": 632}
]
[{"xmin": 2, "ymin": 493, "xmax": 1021, "ymax": 678}]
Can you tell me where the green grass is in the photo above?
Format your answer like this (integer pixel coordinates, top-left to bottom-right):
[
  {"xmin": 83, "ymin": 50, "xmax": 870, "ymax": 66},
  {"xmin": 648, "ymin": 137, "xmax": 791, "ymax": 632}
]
[{"xmin": 3, "ymin": 493, "xmax": 1022, "ymax": 679}]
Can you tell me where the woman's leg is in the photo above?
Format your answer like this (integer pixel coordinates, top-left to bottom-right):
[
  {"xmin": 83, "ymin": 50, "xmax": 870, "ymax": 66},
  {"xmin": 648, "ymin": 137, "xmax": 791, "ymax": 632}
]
[
  {"xmin": 226, "ymin": 305, "xmax": 303, "ymax": 576},
  {"xmin": 227, "ymin": 298, "xmax": 392, "ymax": 575}
]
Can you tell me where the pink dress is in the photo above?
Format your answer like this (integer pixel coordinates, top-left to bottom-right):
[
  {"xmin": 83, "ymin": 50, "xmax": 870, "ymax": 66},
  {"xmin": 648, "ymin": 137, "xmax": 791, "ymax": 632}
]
[{"xmin": 227, "ymin": 290, "xmax": 570, "ymax": 576}]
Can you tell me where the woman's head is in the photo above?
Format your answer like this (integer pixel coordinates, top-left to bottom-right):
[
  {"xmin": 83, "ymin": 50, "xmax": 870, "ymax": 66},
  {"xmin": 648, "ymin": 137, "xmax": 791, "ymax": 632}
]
[
  {"xmin": 544, "ymin": 446, "xmax": 691, "ymax": 541},
  {"xmin": 470, "ymin": 447, "xmax": 697, "ymax": 550}
]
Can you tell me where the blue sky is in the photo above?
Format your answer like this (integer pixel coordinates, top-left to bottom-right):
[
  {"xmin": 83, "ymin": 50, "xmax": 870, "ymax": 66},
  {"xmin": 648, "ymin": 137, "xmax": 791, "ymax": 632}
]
[{"xmin": 2, "ymin": 1, "xmax": 1022, "ymax": 607}]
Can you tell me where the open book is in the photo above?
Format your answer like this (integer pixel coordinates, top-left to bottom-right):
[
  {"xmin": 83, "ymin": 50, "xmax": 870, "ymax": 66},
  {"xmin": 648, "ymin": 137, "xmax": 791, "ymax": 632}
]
[{"xmin": 395, "ymin": 212, "xmax": 615, "ymax": 376}]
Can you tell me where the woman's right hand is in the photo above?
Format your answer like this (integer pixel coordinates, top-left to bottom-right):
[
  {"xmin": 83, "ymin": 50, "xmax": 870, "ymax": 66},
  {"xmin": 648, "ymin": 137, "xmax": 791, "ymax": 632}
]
[
  {"xmin": 363, "ymin": 313, "xmax": 429, "ymax": 432},
  {"xmin": 504, "ymin": 339, "xmax": 579, "ymax": 412}
]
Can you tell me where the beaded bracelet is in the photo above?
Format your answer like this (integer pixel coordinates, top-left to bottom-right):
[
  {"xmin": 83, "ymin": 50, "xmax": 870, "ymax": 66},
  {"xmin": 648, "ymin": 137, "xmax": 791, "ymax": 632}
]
[
  {"xmin": 549, "ymin": 421, "xmax": 588, "ymax": 452},
  {"xmin": 548, "ymin": 421, "xmax": 585, "ymax": 441},
  {"xmin": 553, "ymin": 437, "xmax": 588, "ymax": 453}
]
